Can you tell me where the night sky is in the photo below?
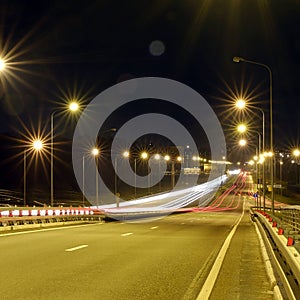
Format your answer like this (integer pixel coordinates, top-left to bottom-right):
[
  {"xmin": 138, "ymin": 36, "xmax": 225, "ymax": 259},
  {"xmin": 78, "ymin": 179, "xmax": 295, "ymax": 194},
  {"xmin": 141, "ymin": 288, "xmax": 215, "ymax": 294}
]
[{"xmin": 1, "ymin": 0, "xmax": 300, "ymax": 157}]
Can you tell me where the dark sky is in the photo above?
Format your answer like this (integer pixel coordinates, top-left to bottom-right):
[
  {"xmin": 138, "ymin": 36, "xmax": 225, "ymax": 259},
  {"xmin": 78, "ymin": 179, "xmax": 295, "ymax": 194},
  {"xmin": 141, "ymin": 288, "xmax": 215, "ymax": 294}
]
[{"xmin": 0, "ymin": 0, "xmax": 299, "ymax": 154}]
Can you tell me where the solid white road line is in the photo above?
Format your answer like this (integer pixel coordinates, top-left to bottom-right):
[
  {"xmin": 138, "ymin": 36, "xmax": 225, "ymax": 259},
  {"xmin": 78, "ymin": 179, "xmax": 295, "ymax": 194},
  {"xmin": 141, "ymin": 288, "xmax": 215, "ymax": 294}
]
[
  {"xmin": 196, "ymin": 201, "xmax": 245, "ymax": 300},
  {"xmin": 121, "ymin": 232, "xmax": 133, "ymax": 236},
  {"xmin": 0, "ymin": 223, "xmax": 101, "ymax": 238},
  {"xmin": 65, "ymin": 245, "xmax": 88, "ymax": 252}
]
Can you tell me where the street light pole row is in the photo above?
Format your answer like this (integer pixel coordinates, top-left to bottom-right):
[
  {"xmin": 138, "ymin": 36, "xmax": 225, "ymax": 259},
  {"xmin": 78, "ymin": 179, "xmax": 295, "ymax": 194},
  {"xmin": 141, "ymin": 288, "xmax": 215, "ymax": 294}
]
[
  {"xmin": 233, "ymin": 56, "xmax": 274, "ymax": 213},
  {"xmin": 235, "ymin": 101, "xmax": 266, "ymax": 210}
]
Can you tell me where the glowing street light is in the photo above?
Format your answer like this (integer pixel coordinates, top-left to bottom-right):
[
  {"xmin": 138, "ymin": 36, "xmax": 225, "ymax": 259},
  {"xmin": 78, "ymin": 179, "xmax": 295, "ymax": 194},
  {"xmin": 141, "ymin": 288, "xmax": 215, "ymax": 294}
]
[
  {"xmin": 154, "ymin": 154, "xmax": 160, "ymax": 160},
  {"xmin": 141, "ymin": 152, "xmax": 150, "ymax": 194},
  {"xmin": 123, "ymin": 150, "xmax": 130, "ymax": 158},
  {"xmin": 24, "ymin": 139, "xmax": 44, "ymax": 206},
  {"xmin": 233, "ymin": 55, "xmax": 274, "ymax": 213},
  {"xmin": 237, "ymin": 123, "xmax": 247, "ymax": 133},
  {"xmin": 0, "ymin": 58, "xmax": 6, "ymax": 72},
  {"xmin": 293, "ymin": 149, "xmax": 300, "ymax": 157},
  {"xmin": 154, "ymin": 154, "xmax": 163, "ymax": 192},
  {"xmin": 293, "ymin": 148, "xmax": 300, "ymax": 185},
  {"xmin": 141, "ymin": 152, "xmax": 148, "ymax": 160},
  {"xmin": 50, "ymin": 101, "xmax": 80, "ymax": 207},
  {"xmin": 114, "ymin": 150, "xmax": 131, "ymax": 206},
  {"xmin": 121, "ymin": 151, "xmax": 136, "ymax": 198},
  {"xmin": 239, "ymin": 139, "xmax": 247, "ymax": 147},
  {"xmin": 33, "ymin": 139, "xmax": 43, "ymax": 151},
  {"xmin": 92, "ymin": 147, "xmax": 99, "ymax": 156},
  {"xmin": 91, "ymin": 147, "xmax": 100, "ymax": 206},
  {"xmin": 235, "ymin": 99, "xmax": 246, "ymax": 110},
  {"xmin": 69, "ymin": 101, "xmax": 79, "ymax": 112}
]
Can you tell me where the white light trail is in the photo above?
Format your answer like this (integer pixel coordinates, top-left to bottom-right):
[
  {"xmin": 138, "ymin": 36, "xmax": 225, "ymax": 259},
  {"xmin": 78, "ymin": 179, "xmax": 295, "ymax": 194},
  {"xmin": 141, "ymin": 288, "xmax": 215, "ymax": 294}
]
[{"xmin": 95, "ymin": 175, "xmax": 228, "ymax": 213}]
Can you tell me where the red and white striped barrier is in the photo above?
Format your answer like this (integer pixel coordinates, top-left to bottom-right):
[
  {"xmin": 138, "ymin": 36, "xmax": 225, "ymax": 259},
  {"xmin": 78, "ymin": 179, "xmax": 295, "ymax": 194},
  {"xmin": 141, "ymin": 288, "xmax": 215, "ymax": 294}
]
[{"xmin": 0, "ymin": 207, "xmax": 96, "ymax": 220}]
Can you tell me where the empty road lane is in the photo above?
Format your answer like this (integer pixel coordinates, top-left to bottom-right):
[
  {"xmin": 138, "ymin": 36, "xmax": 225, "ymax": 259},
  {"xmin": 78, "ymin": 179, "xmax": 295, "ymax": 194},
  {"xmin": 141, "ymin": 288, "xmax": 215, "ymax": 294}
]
[{"xmin": 1, "ymin": 210, "xmax": 242, "ymax": 300}]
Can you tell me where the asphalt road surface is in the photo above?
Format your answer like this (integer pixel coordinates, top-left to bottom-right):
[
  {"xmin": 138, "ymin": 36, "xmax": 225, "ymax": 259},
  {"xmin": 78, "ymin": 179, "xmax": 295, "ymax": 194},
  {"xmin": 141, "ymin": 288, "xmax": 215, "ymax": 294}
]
[{"xmin": 0, "ymin": 178, "xmax": 274, "ymax": 299}]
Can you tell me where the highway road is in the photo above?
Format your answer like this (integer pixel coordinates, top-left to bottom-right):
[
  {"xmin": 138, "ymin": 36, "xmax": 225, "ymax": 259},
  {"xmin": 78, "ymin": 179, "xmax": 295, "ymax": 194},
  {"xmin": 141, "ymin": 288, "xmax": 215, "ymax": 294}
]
[{"xmin": 0, "ymin": 174, "xmax": 274, "ymax": 300}]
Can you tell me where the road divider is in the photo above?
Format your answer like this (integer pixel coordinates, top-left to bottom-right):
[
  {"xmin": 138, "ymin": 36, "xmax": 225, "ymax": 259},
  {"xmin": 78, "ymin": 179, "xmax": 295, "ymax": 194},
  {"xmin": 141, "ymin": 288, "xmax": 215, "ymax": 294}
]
[{"xmin": 0, "ymin": 207, "xmax": 104, "ymax": 231}]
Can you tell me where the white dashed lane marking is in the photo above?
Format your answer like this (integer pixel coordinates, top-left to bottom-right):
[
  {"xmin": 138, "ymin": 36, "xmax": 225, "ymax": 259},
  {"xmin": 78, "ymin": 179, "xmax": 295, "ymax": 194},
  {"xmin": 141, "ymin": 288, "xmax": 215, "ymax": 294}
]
[
  {"xmin": 65, "ymin": 245, "xmax": 88, "ymax": 252},
  {"xmin": 121, "ymin": 232, "xmax": 133, "ymax": 237},
  {"xmin": 150, "ymin": 226, "xmax": 158, "ymax": 229}
]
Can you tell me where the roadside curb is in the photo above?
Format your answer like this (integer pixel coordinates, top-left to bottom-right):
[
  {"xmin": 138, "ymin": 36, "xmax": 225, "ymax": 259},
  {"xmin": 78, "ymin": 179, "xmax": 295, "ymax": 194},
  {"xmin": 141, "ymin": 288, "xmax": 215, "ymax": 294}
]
[{"xmin": 253, "ymin": 218, "xmax": 284, "ymax": 300}]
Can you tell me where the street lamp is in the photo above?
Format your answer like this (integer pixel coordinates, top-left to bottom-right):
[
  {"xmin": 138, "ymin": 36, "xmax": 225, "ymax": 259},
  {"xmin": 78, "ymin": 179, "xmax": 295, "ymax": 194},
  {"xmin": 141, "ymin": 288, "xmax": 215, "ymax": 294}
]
[
  {"xmin": 69, "ymin": 101, "xmax": 79, "ymax": 112},
  {"xmin": 233, "ymin": 56, "xmax": 273, "ymax": 213},
  {"xmin": 237, "ymin": 123, "xmax": 247, "ymax": 134},
  {"xmin": 154, "ymin": 154, "xmax": 162, "ymax": 192},
  {"xmin": 91, "ymin": 147, "xmax": 100, "ymax": 206},
  {"xmin": 293, "ymin": 149, "xmax": 300, "ymax": 158},
  {"xmin": 141, "ymin": 152, "xmax": 150, "ymax": 194},
  {"xmin": 113, "ymin": 150, "xmax": 130, "ymax": 207},
  {"xmin": 122, "ymin": 150, "xmax": 131, "ymax": 199},
  {"xmin": 239, "ymin": 139, "xmax": 247, "ymax": 147},
  {"xmin": 237, "ymin": 123, "xmax": 263, "ymax": 209},
  {"xmin": 279, "ymin": 161, "xmax": 283, "ymax": 197},
  {"xmin": 235, "ymin": 100, "xmax": 266, "ymax": 210},
  {"xmin": 50, "ymin": 101, "xmax": 80, "ymax": 207},
  {"xmin": 235, "ymin": 99, "xmax": 246, "ymax": 110},
  {"xmin": 0, "ymin": 58, "xmax": 6, "ymax": 72},
  {"xmin": 23, "ymin": 139, "xmax": 44, "ymax": 206},
  {"xmin": 141, "ymin": 152, "xmax": 148, "ymax": 160},
  {"xmin": 164, "ymin": 155, "xmax": 170, "ymax": 161},
  {"xmin": 164, "ymin": 155, "xmax": 177, "ymax": 189},
  {"xmin": 293, "ymin": 148, "xmax": 300, "ymax": 185}
]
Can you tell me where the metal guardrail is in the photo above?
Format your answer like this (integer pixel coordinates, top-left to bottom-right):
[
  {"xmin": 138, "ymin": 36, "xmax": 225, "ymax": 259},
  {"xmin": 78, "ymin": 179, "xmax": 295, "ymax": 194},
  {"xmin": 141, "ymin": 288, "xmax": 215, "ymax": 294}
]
[
  {"xmin": 253, "ymin": 206, "xmax": 300, "ymax": 299},
  {"xmin": 260, "ymin": 206, "xmax": 300, "ymax": 237},
  {"xmin": 0, "ymin": 207, "xmax": 103, "ymax": 227},
  {"xmin": 279, "ymin": 206, "xmax": 300, "ymax": 233}
]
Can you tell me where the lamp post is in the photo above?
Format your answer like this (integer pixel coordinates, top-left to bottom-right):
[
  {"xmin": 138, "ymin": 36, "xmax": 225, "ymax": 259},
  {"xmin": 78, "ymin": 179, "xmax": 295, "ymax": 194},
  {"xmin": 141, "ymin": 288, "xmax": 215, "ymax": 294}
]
[
  {"xmin": 91, "ymin": 147, "xmax": 100, "ymax": 206},
  {"xmin": 50, "ymin": 101, "xmax": 79, "ymax": 207},
  {"xmin": 176, "ymin": 156, "xmax": 182, "ymax": 189},
  {"xmin": 154, "ymin": 154, "xmax": 161, "ymax": 192},
  {"xmin": 82, "ymin": 155, "xmax": 85, "ymax": 207},
  {"xmin": 251, "ymin": 132, "xmax": 262, "ymax": 209},
  {"xmin": 113, "ymin": 151, "xmax": 130, "ymax": 207},
  {"xmin": 279, "ymin": 161, "xmax": 283, "ymax": 197},
  {"xmin": 233, "ymin": 56, "xmax": 273, "ymax": 213},
  {"xmin": 256, "ymin": 132, "xmax": 262, "ymax": 209},
  {"xmin": 237, "ymin": 121, "xmax": 263, "ymax": 205},
  {"xmin": 141, "ymin": 152, "xmax": 150, "ymax": 194},
  {"xmin": 114, "ymin": 156, "xmax": 118, "ymax": 206},
  {"xmin": 122, "ymin": 150, "xmax": 131, "ymax": 200},
  {"xmin": 235, "ymin": 100, "xmax": 266, "ymax": 211},
  {"xmin": 23, "ymin": 139, "xmax": 44, "ymax": 206},
  {"xmin": 293, "ymin": 149, "xmax": 300, "ymax": 185}
]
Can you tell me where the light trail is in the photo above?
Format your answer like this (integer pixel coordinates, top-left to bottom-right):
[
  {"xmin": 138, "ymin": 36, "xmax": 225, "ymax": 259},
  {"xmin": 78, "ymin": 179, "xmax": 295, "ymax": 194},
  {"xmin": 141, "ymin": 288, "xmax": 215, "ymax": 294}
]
[{"xmin": 96, "ymin": 174, "xmax": 231, "ymax": 214}]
